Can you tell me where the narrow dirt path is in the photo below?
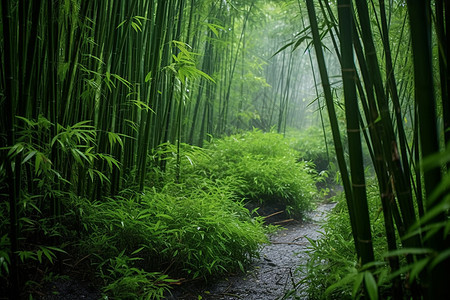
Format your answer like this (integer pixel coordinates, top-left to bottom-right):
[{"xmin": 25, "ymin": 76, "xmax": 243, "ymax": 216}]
[{"xmin": 169, "ymin": 202, "xmax": 336, "ymax": 300}]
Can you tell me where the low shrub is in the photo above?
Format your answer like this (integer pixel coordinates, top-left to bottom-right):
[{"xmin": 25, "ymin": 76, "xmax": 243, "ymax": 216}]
[
  {"xmin": 76, "ymin": 179, "xmax": 267, "ymax": 298},
  {"xmin": 287, "ymin": 126, "xmax": 335, "ymax": 173},
  {"xmin": 296, "ymin": 182, "xmax": 390, "ymax": 299},
  {"xmin": 188, "ymin": 129, "xmax": 319, "ymax": 217}
]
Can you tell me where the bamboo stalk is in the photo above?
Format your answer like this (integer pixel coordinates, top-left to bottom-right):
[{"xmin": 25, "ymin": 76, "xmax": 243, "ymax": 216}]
[
  {"xmin": 337, "ymin": 0, "xmax": 374, "ymax": 265},
  {"xmin": 305, "ymin": 0, "xmax": 360, "ymax": 258},
  {"xmin": 407, "ymin": 1, "xmax": 449, "ymax": 298},
  {"xmin": 1, "ymin": 0, "xmax": 20, "ymax": 296},
  {"xmin": 354, "ymin": 1, "xmax": 419, "ymax": 250}
]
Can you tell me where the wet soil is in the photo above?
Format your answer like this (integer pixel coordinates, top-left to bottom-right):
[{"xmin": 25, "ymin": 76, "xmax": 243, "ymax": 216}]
[
  {"xmin": 168, "ymin": 202, "xmax": 336, "ymax": 300},
  {"xmin": 41, "ymin": 278, "xmax": 102, "ymax": 300}
]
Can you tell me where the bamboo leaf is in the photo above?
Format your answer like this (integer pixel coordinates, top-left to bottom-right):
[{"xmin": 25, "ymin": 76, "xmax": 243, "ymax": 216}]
[
  {"xmin": 39, "ymin": 246, "xmax": 55, "ymax": 264},
  {"xmin": 409, "ymin": 257, "xmax": 430, "ymax": 283},
  {"xmin": 107, "ymin": 132, "xmax": 124, "ymax": 149},
  {"xmin": 145, "ymin": 71, "xmax": 152, "ymax": 82},
  {"xmin": 7, "ymin": 143, "xmax": 25, "ymax": 158},
  {"xmin": 431, "ymin": 249, "xmax": 450, "ymax": 269},
  {"xmin": 35, "ymin": 152, "xmax": 43, "ymax": 174},
  {"xmin": 325, "ymin": 271, "xmax": 357, "ymax": 297},
  {"xmin": 18, "ymin": 251, "xmax": 36, "ymax": 263},
  {"xmin": 271, "ymin": 40, "xmax": 296, "ymax": 57},
  {"xmin": 116, "ymin": 19, "xmax": 127, "ymax": 29},
  {"xmin": 205, "ymin": 23, "xmax": 225, "ymax": 37},
  {"xmin": 36, "ymin": 250, "xmax": 43, "ymax": 264},
  {"xmin": 22, "ymin": 151, "xmax": 37, "ymax": 165},
  {"xmin": 129, "ymin": 100, "xmax": 155, "ymax": 113},
  {"xmin": 71, "ymin": 148, "xmax": 84, "ymax": 166},
  {"xmin": 194, "ymin": 69, "xmax": 215, "ymax": 83},
  {"xmin": 383, "ymin": 248, "xmax": 434, "ymax": 257},
  {"xmin": 407, "ymin": 200, "xmax": 450, "ymax": 235},
  {"xmin": 111, "ymin": 73, "xmax": 131, "ymax": 89},
  {"xmin": 16, "ymin": 116, "xmax": 37, "ymax": 127},
  {"xmin": 364, "ymin": 271, "xmax": 378, "ymax": 300},
  {"xmin": 352, "ymin": 272, "xmax": 364, "ymax": 298},
  {"xmin": 292, "ymin": 35, "xmax": 312, "ymax": 52},
  {"xmin": 156, "ymin": 214, "xmax": 174, "ymax": 220},
  {"xmin": 93, "ymin": 169, "xmax": 110, "ymax": 184},
  {"xmin": 131, "ymin": 22, "xmax": 141, "ymax": 32}
]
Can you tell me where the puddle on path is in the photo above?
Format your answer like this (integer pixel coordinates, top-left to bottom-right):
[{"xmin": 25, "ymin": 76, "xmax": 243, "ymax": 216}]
[{"xmin": 169, "ymin": 202, "xmax": 336, "ymax": 300}]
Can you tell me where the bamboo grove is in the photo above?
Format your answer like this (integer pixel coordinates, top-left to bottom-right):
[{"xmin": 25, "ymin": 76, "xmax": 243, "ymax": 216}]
[
  {"xmin": 0, "ymin": 0, "xmax": 319, "ymax": 200},
  {"xmin": 0, "ymin": 0, "xmax": 323, "ymax": 297},
  {"xmin": 304, "ymin": 0, "xmax": 449, "ymax": 298},
  {"xmin": 1, "ymin": 0, "xmax": 450, "ymax": 298}
]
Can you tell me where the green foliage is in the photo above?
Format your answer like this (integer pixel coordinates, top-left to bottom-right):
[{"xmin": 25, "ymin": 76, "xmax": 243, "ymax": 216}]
[
  {"xmin": 0, "ymin": 191, "xmax": 71, "ymax": 295},
  {"xmin": 0, "ymin": 0, "xmax": 373, "ymax": 297},
  {"xmin": 297, "ymin": 182, "xmax": 390, "ymax": 299},
  {"xmin": 4, "ymin": 115, "xmax": 120, "ymax": 200},
  {"xmin": 75, "ymin": 178, "xmax": 266, "ymax": 296},
  {"xmin": 288, "ymin": 127, "xmax": 335, "ymax": 173},
  {"xmin": 189, "ymin": 129, "xmax": 318, "ymax": 217},
  {"xmin": 100, "ymin": 249, "xmax": 175, "ymax": 299},
  {"xmin": 63, "ymin": 129, "xmax": 319, "ymax": 296},
  {"xmin": 3, "ymin": 127, "xmax": 308, "ymax": 297},
  {"xmin": 0, "ymin": 235, "xmax": 10, "ymax": 277},
  {"xmin": 167, "ymin": 41, "xmax": 216, "ymax": 83},
  {"xmin": 286, "ymin": 126, "xmax": 342, "ymax": 190}
]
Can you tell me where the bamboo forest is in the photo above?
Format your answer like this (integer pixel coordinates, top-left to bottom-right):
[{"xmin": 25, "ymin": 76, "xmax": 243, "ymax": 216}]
[{"xmin": 1, "ymin": 0, "xmax": 449, "ymax": 299}]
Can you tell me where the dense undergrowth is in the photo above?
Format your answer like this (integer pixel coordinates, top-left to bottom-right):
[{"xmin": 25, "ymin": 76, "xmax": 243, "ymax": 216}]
[
  {"xmin": 287, "ymin": 126, "xmax": 335, "ymax": 174},
  {"xmin": 198, "ymin": 130, "xmax": 320, "ymax": 217},
  {"xmin": 287, "ymin": 181, "xmax": 409, "ymax": 300},
  {"xmin": 295, "ymin": 182, "xmax": 387, "ymax": 299},
  {"xmin": 0, "ymin": 129, "xmax": 324, "ymax": 299}
]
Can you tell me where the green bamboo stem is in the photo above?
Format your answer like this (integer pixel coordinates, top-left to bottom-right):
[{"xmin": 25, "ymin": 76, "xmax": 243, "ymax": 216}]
[
  {"xmin": 1, "ymin": 0, "xmax": 20, "ymax": 295},
  {"xmin": 305, "ymin": 0, "xmax": 360, "ymax": 258},
  {"xmin": 407, "ymin": 1, "xmax": 449, "ymax": 298},
  {"xmin": 221, "ymin": 3, "xmax": 253, "ymax": 135},
  {"xmin": 350, "ymin": 14, "xmax": 403, "ymax": 295},
  {"xmin": 298, "ymin": 0, "xmax": 330, "ymax": 166},
  {"xmin": 379, "ymin": 0, "xmax": 412, "ymax": 197},
  {"xmin": 337, "ymin": 0, "xmax": 374, "ymax": 265},
  {"xmin": 435, "ymin": 0, "xmax": 449, "ymax": 146},
  {"xmin": 354, "ymin": 1, "xmax": 418, "ymax": 248},
  {"xmin": 137, "ymin": 0, "xmax": 168, "ymax": 192}
]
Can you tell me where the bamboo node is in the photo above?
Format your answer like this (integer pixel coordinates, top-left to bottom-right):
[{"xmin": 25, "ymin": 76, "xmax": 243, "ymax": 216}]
[
  {"xmin": 397, "ymin": 190, "xmax": 411, "ymax": 196},
  {"xmin": 357, "ymin": 238, "xmax": 372, "ymax": 244}
]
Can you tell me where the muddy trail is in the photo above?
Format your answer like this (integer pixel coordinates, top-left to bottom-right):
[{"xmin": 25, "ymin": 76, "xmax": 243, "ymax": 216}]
[{"xmin": 168, "ymin": 202, "xmax": 336, "ymax": 300}]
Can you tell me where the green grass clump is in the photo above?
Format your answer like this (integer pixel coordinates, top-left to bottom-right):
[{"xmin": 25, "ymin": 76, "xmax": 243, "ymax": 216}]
[
  {"xmin": 297, "ymin": 182, "xmax": 390, "ymax": 299},
  {"xmin": 76, "ymin": 179, "xmax": 267, "ymax": 297},
  {"xmin": 287, "ymin": 126, "xmax": 335, "ymax": 173},
  {"xmin": 192, "ymin": 129, "xmax": 318, "ymax": 217}
]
